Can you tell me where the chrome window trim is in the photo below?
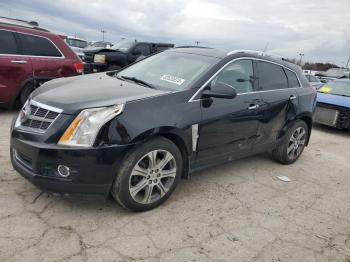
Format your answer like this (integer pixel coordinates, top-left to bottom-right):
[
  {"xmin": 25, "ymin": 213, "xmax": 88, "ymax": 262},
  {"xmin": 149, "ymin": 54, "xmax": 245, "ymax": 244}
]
[
  {"xmin": 188, "ymin": 57, "xmax": 303, "ymax": 102},
  {"xmin": 0, "ymin": 28, "xmax": 65, "ymax": 58}
]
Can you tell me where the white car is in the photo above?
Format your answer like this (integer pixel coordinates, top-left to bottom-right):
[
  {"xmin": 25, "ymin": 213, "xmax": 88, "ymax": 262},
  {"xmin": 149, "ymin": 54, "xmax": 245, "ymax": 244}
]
[{"xmin": 65, "ymin": 36, "xmax": 88, "ymax": 60}]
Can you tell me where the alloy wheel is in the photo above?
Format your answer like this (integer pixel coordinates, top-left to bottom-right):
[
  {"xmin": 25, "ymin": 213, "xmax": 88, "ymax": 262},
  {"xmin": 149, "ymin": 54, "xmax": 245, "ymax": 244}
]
[
  {"xmin": 287, "ymin": 127, "xmax": 306, "ymax": 160},
  {"xmin": 128, "ymin": 150, "xmax": 177, "ymax": 204}
]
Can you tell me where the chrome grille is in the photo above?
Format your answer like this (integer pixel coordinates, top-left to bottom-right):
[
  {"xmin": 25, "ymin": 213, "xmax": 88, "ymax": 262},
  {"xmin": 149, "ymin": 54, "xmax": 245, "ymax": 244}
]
[{"xmin": 16, "ymin": 100, "xmax": 62, "ymax": 133}]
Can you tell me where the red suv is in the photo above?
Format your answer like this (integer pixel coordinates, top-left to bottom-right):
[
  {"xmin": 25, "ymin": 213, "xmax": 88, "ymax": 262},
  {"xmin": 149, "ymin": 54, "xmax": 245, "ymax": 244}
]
[{"xmin": 0, "ymin": 17, "xmax": 84, "ymax": 108}]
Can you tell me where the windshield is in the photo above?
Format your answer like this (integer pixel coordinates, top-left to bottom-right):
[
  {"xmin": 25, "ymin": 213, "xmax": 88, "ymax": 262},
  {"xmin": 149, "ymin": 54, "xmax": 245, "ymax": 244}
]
[
  {"xmin": 111, "ymin": 40, "xmax": 135, "ymax": 51},
  {"xmin": 117, "ymin": 51, "xmax": 218, "ymax": 91},
  {"xmin": 318, "ymin": 80, "xmax": 350, "ymax": 97},
  {"xmin": 90, "ymin": 41, "xmax": 111, "ymax": 48},
  {"xmin": 66, "ymin": 39, "xmax": 87, "ymax": 48}
]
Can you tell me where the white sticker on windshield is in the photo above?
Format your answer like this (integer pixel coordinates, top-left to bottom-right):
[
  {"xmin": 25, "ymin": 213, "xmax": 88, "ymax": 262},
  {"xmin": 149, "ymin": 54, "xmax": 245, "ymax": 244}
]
[{"xmin": 160, "ymin": 75, "xmax": 185, "ymax": 85}]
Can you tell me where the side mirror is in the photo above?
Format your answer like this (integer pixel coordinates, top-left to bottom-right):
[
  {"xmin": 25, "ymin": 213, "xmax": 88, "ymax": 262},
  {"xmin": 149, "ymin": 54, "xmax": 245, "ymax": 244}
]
[{"xmin": 202, "ymin": 82, "xmax": 237, "ymax": 99}]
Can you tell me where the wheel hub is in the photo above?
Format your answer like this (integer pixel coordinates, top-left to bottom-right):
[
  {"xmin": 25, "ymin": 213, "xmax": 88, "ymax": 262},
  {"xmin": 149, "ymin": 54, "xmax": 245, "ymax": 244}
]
[
  {"xmin": 128, "ymin": 150, "xmax": 177, "ymax": 204},
  {"xmin": 287, "ymin": 126, "xmax": 306, "ymax": 160}
]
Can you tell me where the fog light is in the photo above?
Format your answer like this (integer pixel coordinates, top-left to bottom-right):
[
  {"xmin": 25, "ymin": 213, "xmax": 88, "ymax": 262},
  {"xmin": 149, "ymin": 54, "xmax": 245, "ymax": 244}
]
[{"xmin": 57, "ymin": 165, "xmax": 70, "ymax": 177}]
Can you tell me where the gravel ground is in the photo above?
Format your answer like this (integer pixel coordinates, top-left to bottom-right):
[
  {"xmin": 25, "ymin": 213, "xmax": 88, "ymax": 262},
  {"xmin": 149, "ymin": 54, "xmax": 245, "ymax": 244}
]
[{"xmin": 1, "ymin": 109, "xmax": 350, "ymax": 262}]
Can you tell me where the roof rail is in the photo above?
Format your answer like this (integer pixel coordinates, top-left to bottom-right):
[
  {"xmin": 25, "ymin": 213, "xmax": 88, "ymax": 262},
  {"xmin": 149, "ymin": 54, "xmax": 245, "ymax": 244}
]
[
  {"xmin": 0, "ymin": 16, "xmax": 49, "ymax": 32},
  {"xmin": 175, "ymin": 45, "xmax": 212, "ymax": 49},
  {"xmin": 227, "ymin": 49, "xmax": 286, "ymax": 61}
]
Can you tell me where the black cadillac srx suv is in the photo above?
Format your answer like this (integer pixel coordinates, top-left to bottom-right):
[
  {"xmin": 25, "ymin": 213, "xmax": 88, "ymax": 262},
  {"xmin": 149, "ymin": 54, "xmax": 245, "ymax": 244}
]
[{"xmin": 10, "ymin": 48, "xmax": 316, "ymax": 211}]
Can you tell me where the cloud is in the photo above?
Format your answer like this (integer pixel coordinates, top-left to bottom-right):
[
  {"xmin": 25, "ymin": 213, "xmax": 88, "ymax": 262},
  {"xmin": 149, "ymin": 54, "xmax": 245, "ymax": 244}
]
[{"xmin": 1, "ymin": 0, "xmax": 350, "ymax": 65}]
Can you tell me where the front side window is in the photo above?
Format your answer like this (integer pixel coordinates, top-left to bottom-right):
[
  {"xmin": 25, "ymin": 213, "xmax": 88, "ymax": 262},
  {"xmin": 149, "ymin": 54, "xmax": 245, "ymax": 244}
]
[
  {"xmin": 117, "ymin": 51, "xmax": 218, "ymax": 91},
  {"xmin": 285, "ymin": 69, "xmax": 301, "ymax": 88},
  {"xmin": 211, "ymin": 59, "xmax": 254, "ymax": 93},
  {"xmin": 257, "ymin": 61, "xmax": 288, "ymax": 90},
  {"xmin": 18, "ymin": 33, "xmax": 62, "ymax": 57},
  {"xmin": 0, "ymin": 30, "xmax": 17, "ymax": 54}
]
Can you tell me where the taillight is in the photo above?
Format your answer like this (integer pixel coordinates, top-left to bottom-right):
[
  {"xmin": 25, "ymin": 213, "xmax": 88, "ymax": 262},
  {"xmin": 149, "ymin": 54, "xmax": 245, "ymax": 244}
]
[{"xmin": 74, "ymin": 63, "xmax": 84, "ymax": 74}]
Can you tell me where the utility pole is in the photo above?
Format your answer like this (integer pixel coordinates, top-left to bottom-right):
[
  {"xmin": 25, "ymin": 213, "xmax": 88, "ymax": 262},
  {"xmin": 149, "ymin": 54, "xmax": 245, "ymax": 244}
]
[
  {"xmin": 345, "ymin": 56, "xmax": 350, "ymax": 69},
  {"xmin": 101, "ymin": 30, "xmax": 106, "ymax": 41},
  {"xmin": 263, "ymin": 42, "xmax": 269, "ymax": 52},
  {"xmin": 195, "ymin": 41, "xmax": 200, "ymax": 46},
  {"xmin": 299, "ymin": 53, "xmax": 304, "ymax": 65}
]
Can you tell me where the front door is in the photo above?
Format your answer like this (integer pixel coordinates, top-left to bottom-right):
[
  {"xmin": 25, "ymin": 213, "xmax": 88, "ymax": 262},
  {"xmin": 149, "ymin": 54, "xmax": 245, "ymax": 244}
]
[{"xmin": 195, "ymin": 59, "xmax": 262, "ymax": 167}]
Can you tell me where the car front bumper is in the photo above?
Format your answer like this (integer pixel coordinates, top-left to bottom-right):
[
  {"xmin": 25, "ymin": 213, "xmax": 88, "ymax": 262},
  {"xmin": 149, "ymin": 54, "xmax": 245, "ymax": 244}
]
[
  {"xmin": 10, "ymin": 137, "xmax": 133, "ymax": 196},
  {"xmin": 84, "ymin": 63, "xmax": 108, "ymax": 74}
]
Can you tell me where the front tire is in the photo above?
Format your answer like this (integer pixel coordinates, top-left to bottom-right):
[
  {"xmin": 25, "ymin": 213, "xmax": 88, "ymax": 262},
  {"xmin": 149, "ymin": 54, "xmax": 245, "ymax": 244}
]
[
  {"xmin": 272, "ymin": 120, "xmax": 308, "ymax": 164},
  {"xmin": 112, "ymin": 137, "xmax": 182, "ymax": 211}
]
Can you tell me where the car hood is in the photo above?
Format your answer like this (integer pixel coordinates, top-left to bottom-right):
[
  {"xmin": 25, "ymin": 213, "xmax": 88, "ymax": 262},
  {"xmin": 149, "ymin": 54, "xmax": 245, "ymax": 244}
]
[
  {"xmin": 32, "ymin": 73, "xmax": 170, "ymax": 114},
  {"xmin": 317, "ymin": 92, "xmax": 350, "ymax": 108},
  {"xmin": 83, "ymin": 47, "xmax": 119, "ymax": 54}
]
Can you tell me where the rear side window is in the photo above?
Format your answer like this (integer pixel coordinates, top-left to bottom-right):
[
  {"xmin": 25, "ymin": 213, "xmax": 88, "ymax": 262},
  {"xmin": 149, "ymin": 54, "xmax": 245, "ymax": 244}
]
[
  {"xmin": 257, "ymin": 61, "xmax": 288, "ymax": 90},
  {"xmin": 0, "ymin": 30, "xmax": 17, "ymax": 54},
  {"xmin": 285, "ymin": 69, "xmax": 301, "ymax": 88},
  {"xmin": 134, "ymin": 44, "xmax": 151, "ymax": 56},
  {"xmin": 17, "ymin": 33, "xmax": 62, "ymax": 57}
]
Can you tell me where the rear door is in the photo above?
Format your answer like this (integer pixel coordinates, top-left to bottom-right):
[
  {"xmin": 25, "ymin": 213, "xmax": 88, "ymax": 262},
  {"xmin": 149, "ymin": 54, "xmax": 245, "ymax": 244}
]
[
  {"xmin": 0, "ymin": 29, "xmax": 32, "ymax": 106},
  {"xmin": 254, "ymin": 60, "xmax": 299, "ymax": 150},
  {"xmin": 17, "ymin": 32, "xmax": 64, "ymax": 80}
]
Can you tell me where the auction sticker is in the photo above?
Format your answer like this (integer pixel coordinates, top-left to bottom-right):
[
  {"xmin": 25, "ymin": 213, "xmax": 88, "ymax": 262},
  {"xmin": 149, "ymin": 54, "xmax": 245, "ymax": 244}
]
[
  {"xmin": 160, "ymin": 75, "xmax": 185, "ymax": 85},
  {"xmin": 319, "ymin": 86, "xmax": 332, "ymax": 93}
]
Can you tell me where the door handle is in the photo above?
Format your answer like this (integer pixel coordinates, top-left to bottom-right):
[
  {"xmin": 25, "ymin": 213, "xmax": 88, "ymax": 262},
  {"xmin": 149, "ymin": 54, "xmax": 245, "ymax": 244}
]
[
  {"xmin": 289, "ymin": 95, "xmax": 297, "ymax": 100},
  {"xmin": 248, "ymin": 104, "xmax": 259, "ymax": 110},
  {"xmin": 11, "ymin": 60, "xmax": 28, "ymax": 64}
]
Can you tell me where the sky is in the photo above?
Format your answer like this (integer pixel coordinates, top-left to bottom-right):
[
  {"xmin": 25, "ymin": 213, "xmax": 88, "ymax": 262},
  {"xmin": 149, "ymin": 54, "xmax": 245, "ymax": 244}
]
[{"xmin": 1, "ymin": 0, "xmax": 350, "ymax": 66}]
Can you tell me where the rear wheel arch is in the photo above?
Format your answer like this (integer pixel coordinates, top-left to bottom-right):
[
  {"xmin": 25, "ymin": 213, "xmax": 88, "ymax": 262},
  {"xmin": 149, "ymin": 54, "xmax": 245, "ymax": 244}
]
[
  {"xmin": 278, "ymin": 114, "xmax": 312, "ymax": 146},
  {"xmin": 297, "ymin": 114, "xmax": 312, "ymax": 146}
]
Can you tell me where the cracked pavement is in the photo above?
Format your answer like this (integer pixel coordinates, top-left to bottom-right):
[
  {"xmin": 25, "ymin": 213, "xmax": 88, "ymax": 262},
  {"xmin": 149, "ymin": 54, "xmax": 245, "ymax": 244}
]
[{"xmin": 1, "ymin": 110, "xmax": 350, "ymax": 262}]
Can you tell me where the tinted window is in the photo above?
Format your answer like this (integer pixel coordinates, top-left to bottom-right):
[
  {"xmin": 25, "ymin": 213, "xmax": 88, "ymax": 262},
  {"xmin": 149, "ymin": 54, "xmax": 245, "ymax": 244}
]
[
  {"xmin": 0, "ymin": 30, "xmax": 17, "ymax": 54},
  {"xmin": 257, "ymin": 61, "xmax": 288, "ymax": 90},
  {"xmin": 18, "ymin": 33, "xmax": 62, "ymax": 57},
  {"xmin": 285, "ymin": 69, "xmax": 301, "ymax": 88},
  {"xmin": 212, "ymin": 59, "xmax": 254, "ymax": 93},
  {"xmin": 134, "ymin": 44, "xmax": 151, "ymax": 56}
]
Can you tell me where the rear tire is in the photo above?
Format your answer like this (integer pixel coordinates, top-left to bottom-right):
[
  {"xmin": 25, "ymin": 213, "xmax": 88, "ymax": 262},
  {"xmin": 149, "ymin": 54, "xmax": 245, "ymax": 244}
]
[
  {"xmin": 272, "ymin": 120, "xmax": 308, "ymax": 165},
  {"xmin": 19, "ymin": 82, "xmax": 34, "ymax": 106},
  {"xmin": 111, "ymin": 137, "xmax": 182, "ymax": 211}
]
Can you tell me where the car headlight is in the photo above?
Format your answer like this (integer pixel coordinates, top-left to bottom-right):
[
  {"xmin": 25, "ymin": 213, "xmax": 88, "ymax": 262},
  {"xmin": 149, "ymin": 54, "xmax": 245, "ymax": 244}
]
[
  {"xmin": 58, "ymin": 104, "xmax": 124, "ymax": 147},
  {"xmin": 94, "ymin": 54, "xmax": 106, "ymax": 63}
]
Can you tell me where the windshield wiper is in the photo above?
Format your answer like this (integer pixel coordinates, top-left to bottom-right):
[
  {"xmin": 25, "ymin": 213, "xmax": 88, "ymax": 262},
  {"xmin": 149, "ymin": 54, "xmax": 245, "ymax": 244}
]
[{"xmin": 120, "ymin": 76, "xmax": 156, "ymax": 89}]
